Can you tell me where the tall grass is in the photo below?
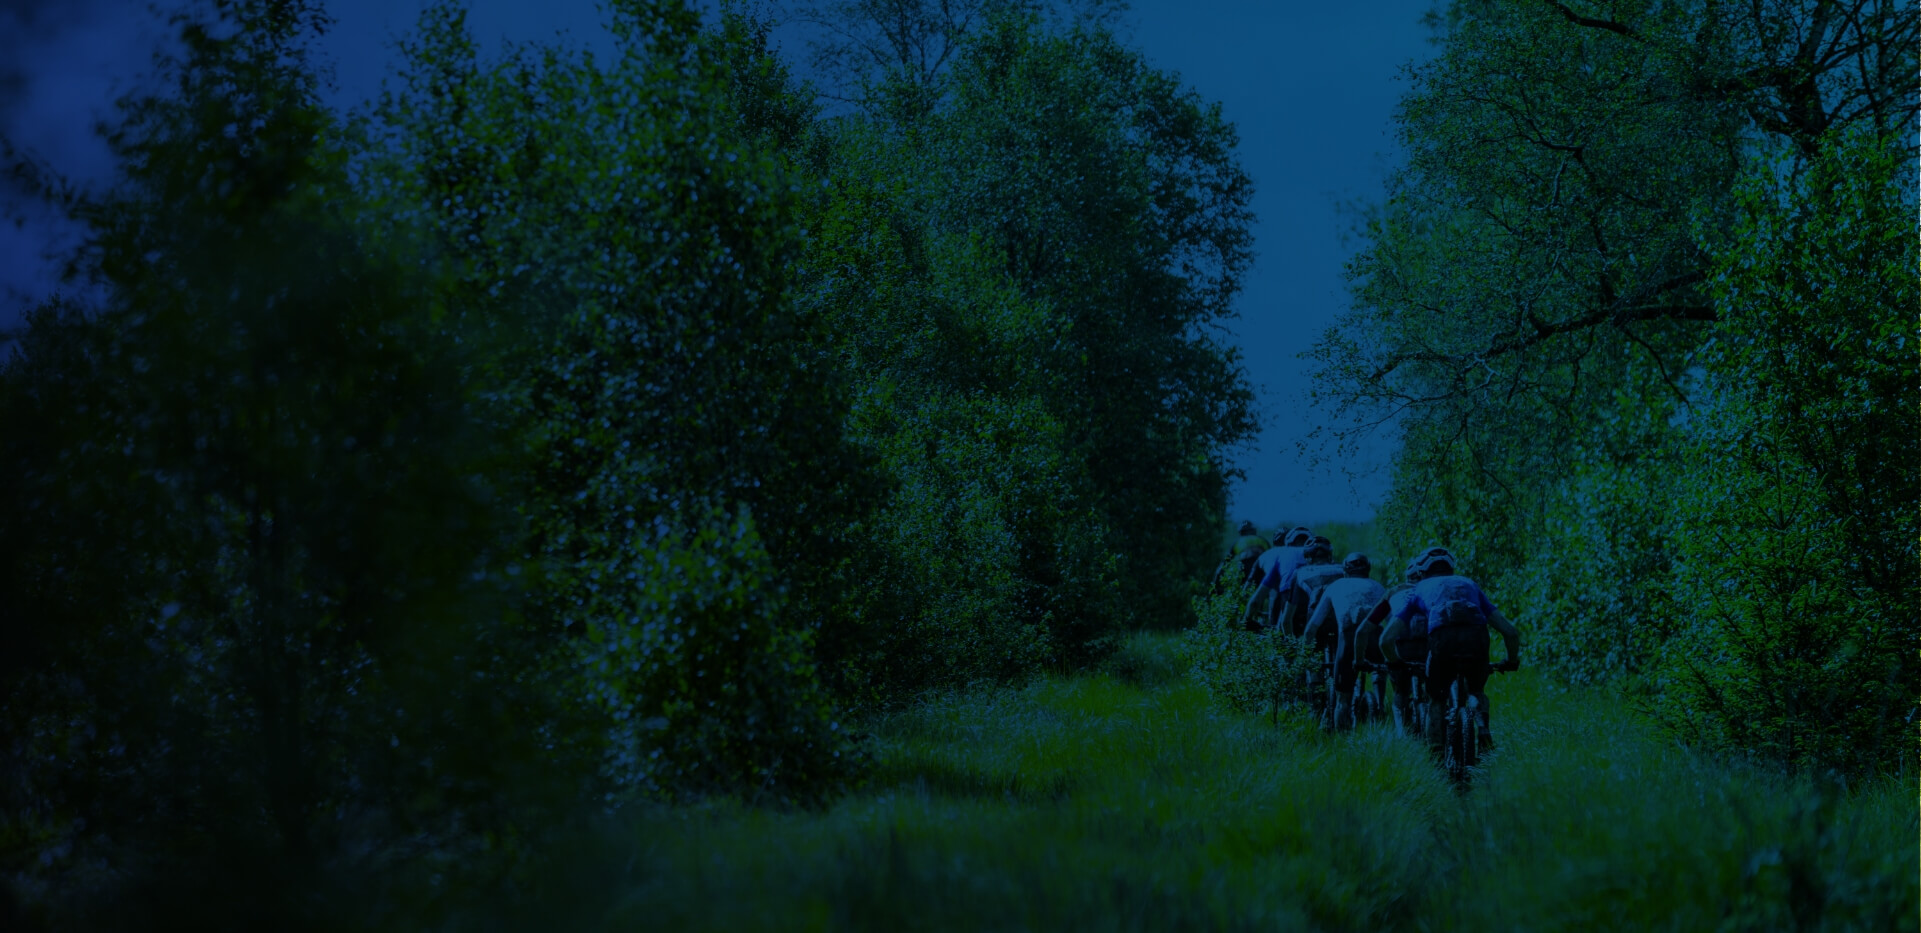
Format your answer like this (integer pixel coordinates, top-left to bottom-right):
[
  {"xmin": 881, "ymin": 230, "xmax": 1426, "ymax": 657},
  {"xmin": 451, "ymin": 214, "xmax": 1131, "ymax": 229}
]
[{"xmin": 401, "ymin": 634, "xmax": 1911, "ymax": 931}]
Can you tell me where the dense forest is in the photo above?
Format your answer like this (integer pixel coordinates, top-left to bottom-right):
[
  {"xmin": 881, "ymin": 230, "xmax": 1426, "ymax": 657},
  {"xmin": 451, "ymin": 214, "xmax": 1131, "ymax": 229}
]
[{"xmin": 0, "ymin": 0, "xmax": 1912, "ymax": 929}]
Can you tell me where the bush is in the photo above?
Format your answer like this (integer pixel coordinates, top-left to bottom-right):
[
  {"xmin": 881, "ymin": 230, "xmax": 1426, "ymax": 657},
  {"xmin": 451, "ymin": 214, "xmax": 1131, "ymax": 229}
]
[
  {"xmin": 1182, "ymin": 586, "xmax": 1316, "ymax": 715},
  {"xmin": 1652, "ymin": 128, "xmax": 1918, "ymax": 775}
]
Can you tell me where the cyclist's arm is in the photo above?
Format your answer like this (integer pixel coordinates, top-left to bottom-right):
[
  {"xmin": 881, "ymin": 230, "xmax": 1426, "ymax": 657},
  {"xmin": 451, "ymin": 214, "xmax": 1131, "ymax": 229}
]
[
  {"xmin": 1355, "ymin": 618, "xmax": 1380, "ymax": 655},
  {"xmin": 1275, "ymin": 588, "xmax": 1303, "ymax": 637},
  {"xmin": 1486, "ymin": 609, "xmax": 1521, "ymax": 663},
  {"xmin": 1378, "ymin": 616, "xmax": 1407, "ymax": 661},
  {"xmin": 1241, "ymin": 584, "xmax": 1270, "ymax": 628},
  {"xmin": 1300, "ymin": 596, "xmax": 1333, "ymax": 644}
]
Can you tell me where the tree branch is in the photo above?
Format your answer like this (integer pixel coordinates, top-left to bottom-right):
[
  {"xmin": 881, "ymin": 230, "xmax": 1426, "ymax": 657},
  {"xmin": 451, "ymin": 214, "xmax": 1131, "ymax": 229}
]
[
  {"xmin": 1366, "ymin": 286, "xmax": 1713, "ymax": 383},
  {"xmin": 1546, "ymin": 1, "xmax": 1642, "ymax": 39}
]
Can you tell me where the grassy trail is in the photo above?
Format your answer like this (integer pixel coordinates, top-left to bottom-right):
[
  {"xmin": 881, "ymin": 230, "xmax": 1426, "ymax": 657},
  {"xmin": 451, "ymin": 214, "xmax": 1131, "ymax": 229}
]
[{"xmin": 513, "ymin": 634, "xmax": 1914, "ymax": 932}]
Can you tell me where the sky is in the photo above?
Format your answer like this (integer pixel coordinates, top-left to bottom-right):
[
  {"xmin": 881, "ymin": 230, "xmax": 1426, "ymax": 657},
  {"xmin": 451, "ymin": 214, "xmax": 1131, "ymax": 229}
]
[{"xmin": 0, "ymin": 0, "xmax": 1437, "ymax": 526}]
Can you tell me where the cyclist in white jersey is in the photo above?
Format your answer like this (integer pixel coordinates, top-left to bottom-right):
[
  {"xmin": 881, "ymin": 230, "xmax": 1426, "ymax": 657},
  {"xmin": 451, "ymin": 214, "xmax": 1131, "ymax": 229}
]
[{"xmin": 1302, "ymin": 552, "xmax": 1388, "ymax": 731}]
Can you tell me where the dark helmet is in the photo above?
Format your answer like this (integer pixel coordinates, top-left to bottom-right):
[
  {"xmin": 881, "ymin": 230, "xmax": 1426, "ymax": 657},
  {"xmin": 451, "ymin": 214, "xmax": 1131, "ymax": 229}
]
[
  {"xmin": 1302, "ymin": 537, "xmax": 1334, "ymax": 561},
  {"xmin": 1282, "ymin": 526, "xmax": 1313, "ymax": 547},
  {"xmin": 1238, "ymin": 520, "xmax": 1258, "ymax": 536},
  {"xmin": 1342, "ymin": 552, "xmax": 1371, "ymax": 577}
]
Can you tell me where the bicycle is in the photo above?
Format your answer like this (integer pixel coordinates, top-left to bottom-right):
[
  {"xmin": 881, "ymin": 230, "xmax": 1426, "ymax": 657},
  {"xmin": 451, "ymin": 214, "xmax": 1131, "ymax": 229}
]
[
  {"xmin": 1359, "ymin": 659, "xmax": 1428, "ymax": 739},
  {"xmin": 1324, "ymin": 649, "xmax": 1388, "ymax": 731},
  {"xmin": 1437, "ymin": 658, "xmax": 1518, "ymax": 785}
]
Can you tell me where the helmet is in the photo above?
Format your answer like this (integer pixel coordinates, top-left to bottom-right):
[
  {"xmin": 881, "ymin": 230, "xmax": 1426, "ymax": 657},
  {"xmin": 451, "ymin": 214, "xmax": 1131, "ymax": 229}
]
[
  {"xmin": 1342, "ymin": 552, "xmax": 1371, "ymax": 576},
  {"xmin": 1238, "ymin": 520, "xmax": 1258, "ymax": 536},
  {"xmin": 1282, "ymin": 526, "xmax": 1312, "ymax": 547},
  {"xmin": 1302, "ymin": 538, "xmax": 1334, "ymax": 561},
  {"xmin": 1413, "ymin": 548, "xmax": 1456, "ymax": 577}
]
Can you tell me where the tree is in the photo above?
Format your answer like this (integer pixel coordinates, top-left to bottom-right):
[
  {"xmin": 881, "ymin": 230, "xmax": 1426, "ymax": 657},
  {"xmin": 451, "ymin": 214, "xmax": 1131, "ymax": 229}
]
[
  {"xmin": 1658, "ymin": 126, "xmax": 1917, "ymax": 773},
  {"xmin": 1, "ymin": 0, "xmax": 563, "ymax": 921},
  {"xmin": 1308, "ymin": 0, "xmax": 1916, "ymax": 689},
  {"xmin": 916, "ymin": 12, "xmax": 1258, "ymax": 628},
  {"xmin": 372, "ymin": 0, "xmax": 873, "ymax": 800}
]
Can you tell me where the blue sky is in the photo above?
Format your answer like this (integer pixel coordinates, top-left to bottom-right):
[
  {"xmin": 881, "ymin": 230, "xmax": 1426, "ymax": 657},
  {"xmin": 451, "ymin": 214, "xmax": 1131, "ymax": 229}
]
[{"xmin": 0, "ymin": 0, "xmax": 1436, "ymax": 525}]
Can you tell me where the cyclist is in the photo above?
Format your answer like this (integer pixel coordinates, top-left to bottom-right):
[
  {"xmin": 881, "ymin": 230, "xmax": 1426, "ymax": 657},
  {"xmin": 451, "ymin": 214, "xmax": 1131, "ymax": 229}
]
[
  {"xmin": 1301, "ymin": 552, "xmax": 1388, "ymax": 731},
  {"xmin": 1217, "ymin": 520, "xmax": 1271, "ymax": 591},
  {"xmin": 1366, "ymin": 562, "xmax": 1429, "ymax": 736},
  {"xmin": 1379, "ymin": 550, "xmax": 1520, "ymax": 752},
  {"xmin": 1239, "ymin": 526, "xmax": 1311, "ymax": 631},
  {"xmin": 1275, "ymin": 536, "xmax": 1344, "ymax": 636},
  {"xmin": 1275, "ymin": 537, "xmax": 1347, "ymax": 722}
]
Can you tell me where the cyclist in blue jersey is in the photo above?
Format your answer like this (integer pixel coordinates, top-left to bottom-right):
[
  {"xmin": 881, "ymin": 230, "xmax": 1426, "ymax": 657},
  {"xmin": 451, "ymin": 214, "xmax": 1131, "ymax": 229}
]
[
  {"xmin": 1378, "ymin": 550, "xmax": 1521, "ymax": 752},
  {"xmin": 1240, "ymin": 526, "xmax": 1311, "ymax": 631}
]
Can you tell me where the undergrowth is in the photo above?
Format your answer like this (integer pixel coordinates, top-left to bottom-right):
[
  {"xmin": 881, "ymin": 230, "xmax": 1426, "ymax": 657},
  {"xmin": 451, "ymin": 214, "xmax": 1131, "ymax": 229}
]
[{"xmin": 391, "ymin": 634, "xmax": 1913, "ymax": 931}]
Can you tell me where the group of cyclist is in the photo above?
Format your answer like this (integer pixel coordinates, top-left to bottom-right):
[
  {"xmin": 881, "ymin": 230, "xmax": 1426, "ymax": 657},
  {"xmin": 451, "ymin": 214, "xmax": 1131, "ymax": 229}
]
[{"xmin": 1220, "ymin": 522, "xmax": 1522, "ymax": 759}]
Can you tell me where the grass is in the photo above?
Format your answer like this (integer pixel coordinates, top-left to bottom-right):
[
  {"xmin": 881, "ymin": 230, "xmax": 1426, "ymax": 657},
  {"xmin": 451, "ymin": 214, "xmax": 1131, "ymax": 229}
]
[{"xmin": 437, "ymin": 634, "xmax": 1914, "ymax": 932}]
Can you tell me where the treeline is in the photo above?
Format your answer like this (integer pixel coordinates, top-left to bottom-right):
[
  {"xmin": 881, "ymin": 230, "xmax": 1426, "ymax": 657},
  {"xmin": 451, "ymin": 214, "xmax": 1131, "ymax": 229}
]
[
  {"xmin": 1308, "ymin": 0, "xmax": 1917, "ymax": 776},
  {"xmin": 0, "ymin": 0, "xmax": 1254, "ymax": 922}
]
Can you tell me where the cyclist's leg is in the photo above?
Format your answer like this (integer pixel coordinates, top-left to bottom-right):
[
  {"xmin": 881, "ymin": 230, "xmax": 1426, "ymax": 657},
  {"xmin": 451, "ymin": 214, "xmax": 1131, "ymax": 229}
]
[
  {"xmin": 1463, "ymin": 628, "xmax": 1493, "ymax": 745},
  {"xmin": 1424, "ymin": 660, "xmax": 1454, "ymax": 755},
  {"xmin": 1304, "ymin": 647, "xmax": 1329, "ymax": 726},
  {"xmin": 1331, "ymin": 628, "xmax": 1356, "ymax": 731},
  {"xmin": 1387, "ymin": 666, "xmax": 1413, "ymax": 734}
]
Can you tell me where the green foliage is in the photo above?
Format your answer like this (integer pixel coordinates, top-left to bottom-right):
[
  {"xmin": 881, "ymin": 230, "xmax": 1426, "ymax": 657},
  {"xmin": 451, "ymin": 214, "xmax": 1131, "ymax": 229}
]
[
  {"xmin": 909, "ymin": 12, "xmax": 1259, "ymax": 630},
  {"xmin": 1436, "ymin": 672, "xmax": 1915, "ymax": 932},
  {"xmin": 768, "ymin": 7, "xmax": 1258, "ymax": 702},
  {"xmin": 364, "ymin": 635, "xmax": 1916, "ymax": 931},
  {"xmin": 0, "ymin": 0, "xmax": 565, "ymax": 914},
  {"xmin": 1654, "ymin": 127, "xmax": 1918, "ymax": 773},
  {"xmin": 1312, "ymin": 0, "xmax": 1917, "ymax": 776},
  {"xmin": 1181, "ymin": 586, "xmax": 1318, "ymax": 717},
  {"xmin": 797, "ymin": 138, "xmax": 1122, "ymax": 699},
  {"xmin": 371, "ymin": 0, "xmax": 871, "ymax": 798}
]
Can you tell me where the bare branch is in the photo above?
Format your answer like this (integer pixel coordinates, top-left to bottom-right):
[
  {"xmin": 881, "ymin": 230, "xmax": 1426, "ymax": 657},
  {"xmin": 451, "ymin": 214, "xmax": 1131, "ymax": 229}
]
[{"xmin": 1546, "ymin": 1, "xmax": 1642, "ymax": 39}]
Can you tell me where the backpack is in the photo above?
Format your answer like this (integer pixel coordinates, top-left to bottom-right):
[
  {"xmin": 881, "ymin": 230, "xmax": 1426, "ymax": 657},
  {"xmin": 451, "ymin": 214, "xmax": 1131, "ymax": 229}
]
[{"xmin": 1429, "ymin": 576, "xmax": 1488, "ymax": 629}]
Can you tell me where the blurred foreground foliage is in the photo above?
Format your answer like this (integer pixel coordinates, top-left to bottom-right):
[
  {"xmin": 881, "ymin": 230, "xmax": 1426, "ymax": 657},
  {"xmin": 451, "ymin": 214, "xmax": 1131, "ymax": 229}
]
[{"xmin": 0, "ymin": 0, "xmax": 1255, "ymax": 922}]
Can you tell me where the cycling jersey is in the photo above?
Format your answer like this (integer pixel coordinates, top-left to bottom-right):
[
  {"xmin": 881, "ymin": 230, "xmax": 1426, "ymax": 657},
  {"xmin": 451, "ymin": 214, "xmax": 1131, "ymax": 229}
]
[
  {"xmin": 1318, "ymin": 576, "xmax": 1387, "ymax": 633},
  {"xmin": 1256, "ymin": 546, "xmax": 1305, "ymax": 590},
  {"xmin": 1282, "ymin": 562, "xmax": 1348, "ymax": 611},
  {"xmin": 1394, "ymin": 574, "xmax": 1498, "ymax": 633},
  {"xmin": 1382, "ymin": 584, "xmax": 1420, "ymax": 635}
]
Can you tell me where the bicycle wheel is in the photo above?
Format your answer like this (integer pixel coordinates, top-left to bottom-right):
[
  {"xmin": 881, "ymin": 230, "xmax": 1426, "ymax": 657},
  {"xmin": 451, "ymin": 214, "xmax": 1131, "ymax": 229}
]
[
  {"xmin": 1460, "ymin": 696, "xmax": 1480, "ymax": 770},
  {"xmin": 1445, "ymin": 708, "xmax": 1468, "ymax": 782}
]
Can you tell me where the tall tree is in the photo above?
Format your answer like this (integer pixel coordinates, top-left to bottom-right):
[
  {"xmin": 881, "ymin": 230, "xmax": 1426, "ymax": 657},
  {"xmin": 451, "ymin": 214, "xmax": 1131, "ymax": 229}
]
[
  {"xmin": 1, "ymin": 0, "xmax": 560, "ymax": 920},
  {"xmin": 373, "ymin": 0, "xmax": 873, "ymax": 799}
]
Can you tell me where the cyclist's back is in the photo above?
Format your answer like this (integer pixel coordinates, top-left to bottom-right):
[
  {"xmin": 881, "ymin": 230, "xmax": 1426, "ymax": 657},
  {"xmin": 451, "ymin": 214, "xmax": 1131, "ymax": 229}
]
[
  {"xmin": 1304, "ymin": 553, "xmax": 1388, "ymax": 730},
  {"xmin": 1229, "ymin": 521, "xmax": 1271, "ymax": 586},
  {"xmin": 1384, "ymin": 552, "xmax": 1520, "ymax": 751},
  {"xmin": 1278, "ymin": 538, "xmax": 1345, "ymax": 638},
  {"xmin": 1371, "ymin": 566, "xmax": 1427, "ymax": 735}
]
